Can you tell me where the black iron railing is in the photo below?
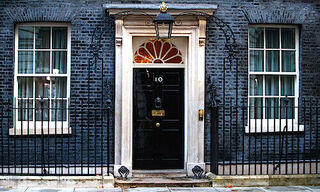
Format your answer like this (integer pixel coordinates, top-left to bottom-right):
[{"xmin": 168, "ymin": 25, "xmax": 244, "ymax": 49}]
[
  {"xmin": 210, "ymin": 99, "xmax": 320, "ymax": 175},
  {"xmin": 0, "ymin": 99, "xmax": 111, "ymax": 176}
]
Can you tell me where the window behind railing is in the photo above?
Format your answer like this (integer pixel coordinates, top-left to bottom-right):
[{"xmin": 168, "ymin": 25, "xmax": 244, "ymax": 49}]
[
  {"xmin": 14, "ymin": 23, "xmax": 70, "ymax": 135},
  {"xmin": 248, "ymin": 25, "xmax": 299, "ymax": 132}
]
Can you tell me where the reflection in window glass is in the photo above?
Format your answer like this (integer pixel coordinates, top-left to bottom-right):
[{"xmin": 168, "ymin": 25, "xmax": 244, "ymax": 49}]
[
  {"xmin": 249, "ymin": 27, "xmax": 264, "ymax": 48},
  {"xmin": 35, "ymin": 51, "xmax": 50, "ymax": 73},
  {"xmin": 35, "ymin": 77, "xmax": 50, "ymax": 98},
  {"xmin": 35, "ymin": 27, "xmax": 50, "ymax": 49},
  {"xmin": 52, "ymin": 77, "xmax": 67, "ymax": 98},
  {"xmin": 250, "ymin": 75, "xmax": 263, "ymax": 96},
  {"xmin": 18, "ymin": 26, "xmax": 34, "ymax": 49}
]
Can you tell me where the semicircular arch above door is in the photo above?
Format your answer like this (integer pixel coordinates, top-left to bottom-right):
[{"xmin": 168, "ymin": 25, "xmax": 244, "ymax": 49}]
[{"xmin": 133, "ymin": 40, "xmax": 184, "ymax": 64}]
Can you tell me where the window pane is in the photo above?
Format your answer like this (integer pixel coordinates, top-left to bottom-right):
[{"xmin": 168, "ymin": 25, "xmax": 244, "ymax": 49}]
[
  {"xmin": 35, "ymin": 77, "xmax": 50, "ymax": 98},
  {"xmin": 18, "ymin": 99, "xmax": 33, "ymax": 121},
  {"xmin": 266, "ymin": 50, "xmax": 280, "ymax": 72},
  {"xmin": 18, "ymin": 77, "xmax": 33, "ymax": 98},
  {"xmin": 249, "ymin": 27, "xmax": 264, "ymax": 48},
  {"xmin": 35, "ymin": 100, "xmax": 49, "ymax": 121},
  {"xmin": 281, "ymin": 98, "xmax": 295, "ymax": 119},
  {"xmin": 35, "ymin": 27, "xmax": 50, "ymax": 49},
  {"xmin": 18, "ymin": 26, "xmax": 34, "ymax": 49},
  {"xmin": 18, "ymin": 51, "xmax": 33, "ymax": 74},
  {"xmin": 265, "ymin": 98, "xmax": 279, "ymax": 119},
  {"xmin": 52, "ymin": 77, "xmax": 67, "ymax": 98},
  {"xmin": 250, "ymin": 75, "xmax": 263, "ymax": 96},
  {"xmin": 51, "ymin": 99, "xmax": 67, "ymax": 121},
  {"xmin": 281, "ymin": 28, "xmax": 295, "ymax": 49},
  {"xmin": 52, "ymin": 51, "xmax": 67, "ymax": 74},
  {"xmin": 282, "ymin": 51, "xmax": 295, "ymax": 72},
  {"xmin": 250, "ymin": 50, "xmax": 264, "ymax": 72},
  {"xmin": 265, "ymin": 75, "xmax": 279, "ymax": 96},
  {"xmin": 266, "ymin": 28, "xmax": 279, "ymax": 48},
  {"xmin": 249, "ymin": 98, "xmax": 263, "ymax": 119},
  {"xmin": 35, "ymin": 51, "xmax": 50, "ymax": 73},
  {"xmin": 281, "ymin": 76, "xmax": 295, "ymax": 96},
  {"xmin": 52, "ymin": 27, "xmax": 67, "ymax": 49}
]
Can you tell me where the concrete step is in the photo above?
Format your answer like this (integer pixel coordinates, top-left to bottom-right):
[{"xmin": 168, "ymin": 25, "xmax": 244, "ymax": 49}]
[
  {"xmin": 115, "ymin": 177, "xmax": 212, "ymax": 188},
  {"xmin": 132, "ymin": 170, "xmax": 186, "ymax": 178}
]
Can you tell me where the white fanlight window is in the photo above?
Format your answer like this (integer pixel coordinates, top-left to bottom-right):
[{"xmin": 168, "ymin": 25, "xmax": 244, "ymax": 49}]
[
  {"xmin": 12, "ymin": 23, "xmax": 71, "ymax": 135},
  {"xmin": 247, "ymin": 25, "xmax": 301, "ymax": 133},
  {"xmin": 133, "ymin": 39, "xmax": 184, "ymax": 64}
]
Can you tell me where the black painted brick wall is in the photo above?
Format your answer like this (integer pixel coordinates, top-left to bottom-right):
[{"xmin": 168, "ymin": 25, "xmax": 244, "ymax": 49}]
[{"xmin": 0, "ymin": 0, "xmax": 319, "ymax": 170}]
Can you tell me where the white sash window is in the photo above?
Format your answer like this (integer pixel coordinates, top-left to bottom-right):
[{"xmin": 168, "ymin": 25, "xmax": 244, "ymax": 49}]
[
  {"xmin": 12, "ymin": 23, "xmax": 71, "ymax": 135},
  {"xmin": 247, "ymin": 25, "xmax": 301, "ymax": 133}
]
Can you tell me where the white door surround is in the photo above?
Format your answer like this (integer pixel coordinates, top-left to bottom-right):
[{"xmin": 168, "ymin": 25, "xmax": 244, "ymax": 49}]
[{"xmin": 106, "ymin": 6, "xmax": 215, "ymax": 177}]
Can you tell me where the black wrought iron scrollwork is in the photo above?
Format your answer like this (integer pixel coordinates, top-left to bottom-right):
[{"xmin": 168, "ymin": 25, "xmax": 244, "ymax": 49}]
[
  {"xmin": 274, "ymin": 96, "xmax": 289, "ymax": 173},
  {"xmin": 174, "ymin": 11, "xmax": 237, "ymax": 58},
  {"xmin": 105, "ymin": 78, "xmax": 112, "ymax": 108},
  {"xmin": 86, "ymin": 9, "xmax": 116, "ymax": 109},
  {"xmin": 118, "ymin": 166, "xmax": 130, "ymax": 180},
  {"xmin": 192, "ymin": 165, "xmax": 204, "ymax": 179},
  {"xmin": 107, "ymin": 10, "xmax": 154, "ymax": 24},
  {"xmin": 207, "ymin": 75, "xmax": 220, "ymax": 108}
]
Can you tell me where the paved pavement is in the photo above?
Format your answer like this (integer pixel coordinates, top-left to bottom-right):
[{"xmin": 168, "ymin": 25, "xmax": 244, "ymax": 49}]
[{"xmin": 0, "ymin": 186, "xmax": 320, "ymax": 192}]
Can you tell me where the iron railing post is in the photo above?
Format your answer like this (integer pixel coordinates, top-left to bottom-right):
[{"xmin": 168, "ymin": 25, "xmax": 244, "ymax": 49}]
[
  {"xmin": 106, "ymin": 99, "xmax": 111, "ymax": 176},
  {"xmin": 210, "ymin": 104, "xmax": 219, "ymax": 174}
]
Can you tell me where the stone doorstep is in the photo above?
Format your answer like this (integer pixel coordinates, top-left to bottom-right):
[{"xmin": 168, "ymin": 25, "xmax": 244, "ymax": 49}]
[
  {"xmin": 207, "ymin": 173, "xmax": 320, "ymax": 187},
  {"xmin": 0, "ymin": 175, "xmax": 115, "ymax": 188},
  {"xmin": 115, "ymin": 177, "xmax": 212, "ymax": 188}
]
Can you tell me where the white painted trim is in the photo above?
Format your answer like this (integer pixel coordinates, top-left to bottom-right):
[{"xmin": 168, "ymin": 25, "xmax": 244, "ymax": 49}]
[
  {"xmin": 114, "ymin": 18, "xmax": 206, "ymax": 176},
  {"xmin": 13, "ymin": 23, "xmax": 71, "ymax": 135}
]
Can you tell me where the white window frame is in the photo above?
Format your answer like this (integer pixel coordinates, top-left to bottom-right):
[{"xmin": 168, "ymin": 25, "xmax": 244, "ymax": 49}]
[
  {"xmin": 11, "ymin": 22, "xmax": 71, "ymax": 135},
  {"xmin": 246, "ymin": 24, "xmax": 303, "ymax": 133}
]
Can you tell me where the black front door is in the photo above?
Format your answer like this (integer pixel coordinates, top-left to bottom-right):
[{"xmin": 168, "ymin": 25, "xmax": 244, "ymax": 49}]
[{"xmin": 133, "ymin": 68, "xmax": 184, "ymax": 169}]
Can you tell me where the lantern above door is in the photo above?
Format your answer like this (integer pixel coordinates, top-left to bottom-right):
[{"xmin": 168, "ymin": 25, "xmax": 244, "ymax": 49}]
[{"xmin": 153, "ymin": 2, "xmax": 175, "ymax": 40}]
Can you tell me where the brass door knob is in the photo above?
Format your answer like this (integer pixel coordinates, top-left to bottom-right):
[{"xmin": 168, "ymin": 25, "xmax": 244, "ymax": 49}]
[{"xmin": 156, "ymin": 122, "xmax": 160, "ymax": 127}]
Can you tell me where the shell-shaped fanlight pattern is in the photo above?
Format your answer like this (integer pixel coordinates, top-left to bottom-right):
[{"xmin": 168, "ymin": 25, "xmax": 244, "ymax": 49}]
[{"xmin": 134, "ymin": 40, "xmax": 183, "ymax": 64}]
